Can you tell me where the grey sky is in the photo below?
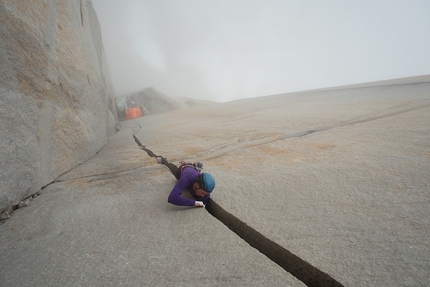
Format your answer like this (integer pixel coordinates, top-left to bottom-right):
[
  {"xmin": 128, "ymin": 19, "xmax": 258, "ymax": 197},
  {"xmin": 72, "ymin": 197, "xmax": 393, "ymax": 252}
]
[{"xmin": 91, "ymin": 0, "xmax": 430, "ymax": 102}]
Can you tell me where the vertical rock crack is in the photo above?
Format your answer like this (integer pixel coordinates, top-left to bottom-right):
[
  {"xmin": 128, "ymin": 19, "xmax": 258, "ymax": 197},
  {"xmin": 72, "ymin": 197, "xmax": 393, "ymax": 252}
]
[{"xmin": 133, "ymin": 134, "xmax": 344, "ymax": 287}]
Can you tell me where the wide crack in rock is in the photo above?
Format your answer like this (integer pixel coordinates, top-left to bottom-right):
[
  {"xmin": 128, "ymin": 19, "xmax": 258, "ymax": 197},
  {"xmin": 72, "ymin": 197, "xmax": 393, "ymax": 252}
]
[{"xmin": 133, "ymin": 134, "xmax": 344, "ymax": 287}]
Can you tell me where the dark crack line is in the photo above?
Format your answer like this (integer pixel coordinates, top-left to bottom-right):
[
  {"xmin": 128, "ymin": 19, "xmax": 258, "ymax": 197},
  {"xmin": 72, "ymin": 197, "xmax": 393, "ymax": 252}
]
[
  {"xmin": 340, "ymin": 102, "xmax": 430, "ymax": 127},
  {"xmin": 54, "ymin": 166, "xmax": 158, "ymax": 183},
  {"xmin": 133, "ymin": 134, "xmax": 177, "ymax": 177},
  {"xmin": 202, "ymin": 102, "xmax": 430, "ymax": 160},
  {"xmin": 133, "ymin": 136, "xmax": 344, "ymax": 286},
  {"xmin": 206, "ymin": 199, "xmax": 344, "ymax": 287}
]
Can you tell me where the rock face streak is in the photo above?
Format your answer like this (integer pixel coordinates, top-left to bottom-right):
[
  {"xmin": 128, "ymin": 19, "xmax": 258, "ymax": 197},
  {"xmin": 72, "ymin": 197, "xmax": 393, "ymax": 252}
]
[{"xmin": 0, "ymin": 0, "xmax": 117, "ymax": 212}]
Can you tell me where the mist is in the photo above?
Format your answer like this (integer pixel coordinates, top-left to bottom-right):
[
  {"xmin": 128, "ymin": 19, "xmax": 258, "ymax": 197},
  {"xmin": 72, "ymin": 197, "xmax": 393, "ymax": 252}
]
[{"xmin": 92, "ymin": 0, "xmax": 430, "ymax": 102}]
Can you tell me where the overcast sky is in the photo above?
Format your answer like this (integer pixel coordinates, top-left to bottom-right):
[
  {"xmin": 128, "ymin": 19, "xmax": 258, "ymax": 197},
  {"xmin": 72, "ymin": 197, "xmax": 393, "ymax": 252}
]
[{"xmin": 91, "ymin": 0, "xmax": 430, "ymax": 102}]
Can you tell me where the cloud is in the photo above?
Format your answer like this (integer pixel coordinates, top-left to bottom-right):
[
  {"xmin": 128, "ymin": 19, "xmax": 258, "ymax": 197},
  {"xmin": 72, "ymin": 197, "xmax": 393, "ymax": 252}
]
[
  {"xmin": 92, "ymin": 0, "xmax": 430, "ymax": 102},
  {"xmin": 126, "ymin": 0, "xmax": 166, "ymax": 70}
]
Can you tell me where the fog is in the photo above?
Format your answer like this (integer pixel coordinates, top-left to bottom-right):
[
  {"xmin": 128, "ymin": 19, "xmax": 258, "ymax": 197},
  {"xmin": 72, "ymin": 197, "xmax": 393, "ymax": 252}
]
[{"xmin": 91, "ymin": 0, "xmax": 430, "ymax": 102}]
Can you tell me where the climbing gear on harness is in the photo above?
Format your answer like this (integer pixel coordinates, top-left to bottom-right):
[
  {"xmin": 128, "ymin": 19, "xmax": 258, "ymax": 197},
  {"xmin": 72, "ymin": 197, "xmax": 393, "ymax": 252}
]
[
  {"xmin": 176, "ymin": 161, "xmax": 203, "ymax": 179},
  {"xmin": 193, "ymin": 162, "xmax": 203, "ymax": 172}
]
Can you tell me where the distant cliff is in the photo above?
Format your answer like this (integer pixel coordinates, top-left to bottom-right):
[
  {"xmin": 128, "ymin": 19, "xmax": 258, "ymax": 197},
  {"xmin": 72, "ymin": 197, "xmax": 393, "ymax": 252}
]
[
  {"xmin": 116, "ymin": 87, "xmax": 214, "ymax": 121},
  {"xmin": 0, "ymin": 0, "xmax": 117, "ymax": 212}
]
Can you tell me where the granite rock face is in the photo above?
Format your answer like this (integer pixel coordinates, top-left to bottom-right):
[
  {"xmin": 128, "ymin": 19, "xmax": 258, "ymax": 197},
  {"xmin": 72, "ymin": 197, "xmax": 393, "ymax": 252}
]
[{"xmin": 0, "ymin": 0, "xmax": 117, "ymax": 212}]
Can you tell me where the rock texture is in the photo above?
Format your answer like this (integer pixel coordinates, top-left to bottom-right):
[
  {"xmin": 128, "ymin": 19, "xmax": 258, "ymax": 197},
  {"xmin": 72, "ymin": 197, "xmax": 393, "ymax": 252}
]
[
  {"xmin": 0, "ymin": 76, "xmax": 428, "ymax": 286},
  {"xmin": 0, "ymin": 0, "xmax": 117, "ymax": 212}
]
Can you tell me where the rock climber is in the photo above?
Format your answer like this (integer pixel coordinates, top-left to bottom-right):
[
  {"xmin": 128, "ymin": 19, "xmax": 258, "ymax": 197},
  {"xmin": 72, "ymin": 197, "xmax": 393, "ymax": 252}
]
[{"xmin": 166, "ymin": 161, "xmax": 215, "ymax": 208}]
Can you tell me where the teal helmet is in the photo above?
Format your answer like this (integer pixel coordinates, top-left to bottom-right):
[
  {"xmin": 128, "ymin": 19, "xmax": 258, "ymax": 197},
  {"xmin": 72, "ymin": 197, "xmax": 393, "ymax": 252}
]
[{"xmin": 197, "ymin": 173, "xmax": 215, "ymax": 193}]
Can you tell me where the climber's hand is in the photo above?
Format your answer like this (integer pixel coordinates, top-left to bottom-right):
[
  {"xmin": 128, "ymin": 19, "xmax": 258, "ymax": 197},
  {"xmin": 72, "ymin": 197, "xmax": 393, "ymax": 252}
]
[{"xmin": 195, "ymin": 201, "xmax": 205, "ymax": 208}]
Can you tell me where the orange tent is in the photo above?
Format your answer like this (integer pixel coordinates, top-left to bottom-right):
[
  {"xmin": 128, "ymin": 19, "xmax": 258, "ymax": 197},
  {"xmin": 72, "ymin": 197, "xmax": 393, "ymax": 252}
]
[{"xmin": 125, "ymin": 106, "xmax": 142, "ymax": 120}]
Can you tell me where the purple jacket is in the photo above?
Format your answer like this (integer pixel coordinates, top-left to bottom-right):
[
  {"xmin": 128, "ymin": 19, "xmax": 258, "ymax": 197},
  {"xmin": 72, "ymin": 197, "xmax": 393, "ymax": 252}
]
[{"xmin": 168, "ymin": 167, "xmax": 210, "ymax": 206}]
